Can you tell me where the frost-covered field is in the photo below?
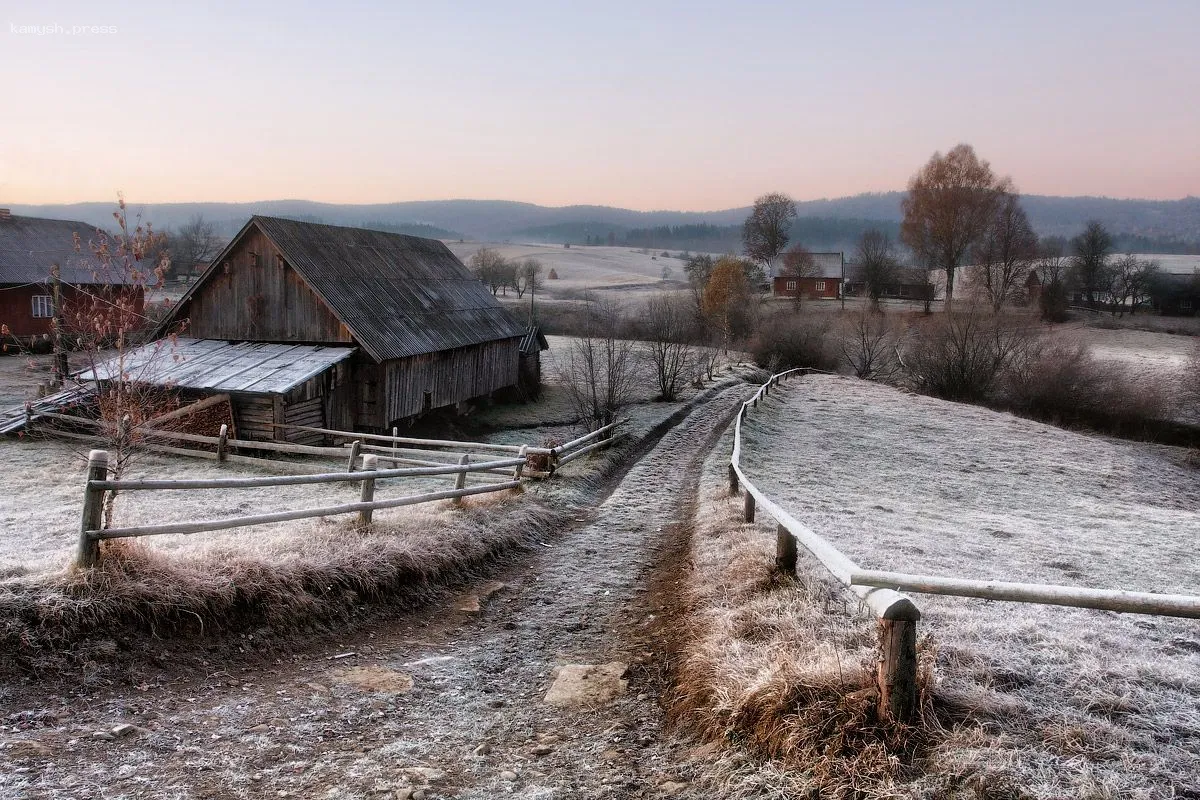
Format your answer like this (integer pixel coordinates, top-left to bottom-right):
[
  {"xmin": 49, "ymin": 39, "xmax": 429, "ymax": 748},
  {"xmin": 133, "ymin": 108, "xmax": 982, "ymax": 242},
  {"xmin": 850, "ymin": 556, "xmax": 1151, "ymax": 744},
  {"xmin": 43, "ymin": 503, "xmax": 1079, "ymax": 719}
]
[
  {"xmin": 739, "ymin": 375, "xmax": 1200, "ymax": 794},
  {"xmin": 1074, "ymin": 324, "xmax": 1195, "ymax": 380}
]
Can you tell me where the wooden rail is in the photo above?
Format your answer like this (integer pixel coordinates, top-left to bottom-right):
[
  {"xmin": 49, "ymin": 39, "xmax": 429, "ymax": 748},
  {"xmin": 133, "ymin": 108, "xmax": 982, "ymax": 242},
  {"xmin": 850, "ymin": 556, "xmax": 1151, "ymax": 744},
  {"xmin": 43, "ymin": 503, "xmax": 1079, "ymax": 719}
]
[
  {"xmin": 75, "ymin": 448, "xmax": 526, "ymax": 564},
  {"xmin": 733, "ymin": 368, "xmax": 1200, "ymax": 722}
]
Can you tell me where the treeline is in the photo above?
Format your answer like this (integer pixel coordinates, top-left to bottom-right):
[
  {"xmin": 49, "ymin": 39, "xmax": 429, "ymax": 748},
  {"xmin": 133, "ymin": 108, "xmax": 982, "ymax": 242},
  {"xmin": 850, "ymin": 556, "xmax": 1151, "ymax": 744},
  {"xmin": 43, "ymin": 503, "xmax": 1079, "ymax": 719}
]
[{"xmin": 591, "ymin": 217, "xmax": 901, "ymax": 253}]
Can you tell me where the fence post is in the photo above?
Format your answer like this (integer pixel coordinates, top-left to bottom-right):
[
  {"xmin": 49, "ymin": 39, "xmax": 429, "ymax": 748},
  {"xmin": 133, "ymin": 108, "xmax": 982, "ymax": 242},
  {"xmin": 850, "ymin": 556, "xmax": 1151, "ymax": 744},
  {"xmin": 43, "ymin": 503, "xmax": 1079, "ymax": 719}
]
[
  {"xmin": 392, "ymin": 426, "xmax": 399, "ymax": 460},
  {"xmin": 743, "ymin": 491, "xmax": 755, "ymax": 523},
  {"xmin": 346, "ymin": 440, "xmax": 362, "ymax": 473},
  {"xmin": 24, "ymin": 401, "xmax": 32, "ymax": 432},
  {"xmin": 775, "ymin": 523, "xmax": 796, "ymax": 574},
  {"xmin": 453, "ymin": 453, "xmax": 470, "ymax": 505},
  {"xmin": 358, "ymin": 454, "xmax": 378, "ymax": 525},
  {"xmin": 728, "ymin": 463, "xmax": 738, "ymax": 495},
  {"xmin": 877, "ymin": 618, "xmax": 919, "ymax": 724},
  {"xmin": 217, "ymin": 423, "xmax": 228, "ymax": 462},
  {"xmin": 76, "ymin": 449, "xmax": 108, "ymax": 568},
  {"xmin": 512, "ymin": 445, "xmax": 527, "ymax": 492}
]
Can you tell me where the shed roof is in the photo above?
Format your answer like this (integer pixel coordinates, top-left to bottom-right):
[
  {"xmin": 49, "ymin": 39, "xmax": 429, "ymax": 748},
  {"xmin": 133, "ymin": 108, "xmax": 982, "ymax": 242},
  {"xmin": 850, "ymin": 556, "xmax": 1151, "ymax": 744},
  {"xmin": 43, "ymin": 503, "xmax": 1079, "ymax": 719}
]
[
  {"xmin": 75, "ymin": 338, "xmax": 355, "ymax": 395},
  {"xmin": 0, "ymin": 214, "xmax": 136, "ymax": 285},
  {"xmin": 161, "ymin": 216, "xmax": 525, "ymax": 362}
]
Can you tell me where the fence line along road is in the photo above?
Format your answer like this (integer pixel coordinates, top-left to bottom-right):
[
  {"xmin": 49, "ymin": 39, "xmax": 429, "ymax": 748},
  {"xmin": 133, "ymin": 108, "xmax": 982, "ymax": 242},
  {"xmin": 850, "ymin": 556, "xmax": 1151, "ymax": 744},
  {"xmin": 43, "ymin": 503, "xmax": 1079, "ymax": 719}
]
[{"xmin": 731, "ymin": 367, "xmax": 1200, "ymax": 723}]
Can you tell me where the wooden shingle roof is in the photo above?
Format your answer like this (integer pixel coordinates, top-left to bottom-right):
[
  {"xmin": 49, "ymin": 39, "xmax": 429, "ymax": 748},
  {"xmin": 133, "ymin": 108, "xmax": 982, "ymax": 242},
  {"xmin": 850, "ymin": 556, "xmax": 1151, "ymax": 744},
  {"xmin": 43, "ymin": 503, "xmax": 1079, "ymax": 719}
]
[
  {"xmin": 0, "ymin": 214, "xmax": 135, "ymax": 285},
  {"xmin": 163, "ymin": 216, "xmax": 525, "ymax": 362}
]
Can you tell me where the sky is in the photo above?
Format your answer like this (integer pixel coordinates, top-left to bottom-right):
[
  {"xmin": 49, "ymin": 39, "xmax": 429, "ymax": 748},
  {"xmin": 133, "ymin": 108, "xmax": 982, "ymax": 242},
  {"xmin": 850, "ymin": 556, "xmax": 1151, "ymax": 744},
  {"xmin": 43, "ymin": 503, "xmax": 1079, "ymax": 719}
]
[{"xmin": 2, "ymin": 0, "xmax": 1198, "ymax": 210}]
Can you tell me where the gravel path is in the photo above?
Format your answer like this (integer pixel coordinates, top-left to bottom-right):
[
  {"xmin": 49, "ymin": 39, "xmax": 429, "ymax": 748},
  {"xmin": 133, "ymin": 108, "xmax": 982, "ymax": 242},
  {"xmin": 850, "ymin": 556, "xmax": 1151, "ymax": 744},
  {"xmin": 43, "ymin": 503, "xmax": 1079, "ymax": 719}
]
[{"xmin": 2, "ymin": 383, "xmax": 752, "ymax": 800}]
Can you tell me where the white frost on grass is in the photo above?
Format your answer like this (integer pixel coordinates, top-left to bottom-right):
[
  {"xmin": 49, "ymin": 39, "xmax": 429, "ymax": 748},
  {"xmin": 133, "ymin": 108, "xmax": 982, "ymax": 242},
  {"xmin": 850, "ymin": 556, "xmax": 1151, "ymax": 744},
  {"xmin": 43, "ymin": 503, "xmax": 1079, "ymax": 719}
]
[{"xmin": 737, "ymin": 375, "xmax": 1200, "ymax": 795}]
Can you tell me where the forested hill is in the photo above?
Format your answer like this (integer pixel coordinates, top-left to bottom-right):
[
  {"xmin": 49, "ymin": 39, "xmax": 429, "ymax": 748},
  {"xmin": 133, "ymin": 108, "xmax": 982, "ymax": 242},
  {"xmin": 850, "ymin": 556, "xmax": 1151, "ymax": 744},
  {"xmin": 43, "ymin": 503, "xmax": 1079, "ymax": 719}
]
[{"xmin": 10, "ymin": 194, "xmax": 1199, "ymax": 253}]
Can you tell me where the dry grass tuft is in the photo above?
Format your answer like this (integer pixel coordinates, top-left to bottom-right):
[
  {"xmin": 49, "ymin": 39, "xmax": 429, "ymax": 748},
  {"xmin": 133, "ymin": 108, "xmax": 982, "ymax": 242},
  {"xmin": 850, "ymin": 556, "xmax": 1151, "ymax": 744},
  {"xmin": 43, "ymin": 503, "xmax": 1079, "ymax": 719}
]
[{"xmin": 671, "ymin": 473, "xmax": 943, "ymax": 798}]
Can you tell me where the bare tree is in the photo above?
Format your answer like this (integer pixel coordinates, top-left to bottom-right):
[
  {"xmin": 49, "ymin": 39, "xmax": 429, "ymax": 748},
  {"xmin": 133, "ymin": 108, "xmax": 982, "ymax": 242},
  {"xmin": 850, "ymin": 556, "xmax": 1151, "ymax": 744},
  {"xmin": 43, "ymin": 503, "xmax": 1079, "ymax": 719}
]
[
  {"xmin": 854, "ymin": 229, "xmax": 898, "ymax": 310},
  {"xmin": 640, "ymin": 294, "xmax": 695, "ymax": 401},
  {"xmin": 901, "ymin": 144, "xmax": 1011, "ymax": 313},
  {"xmin": 558, "ymin": 300, "xmax": 636, "ymax": 430},
  {"xmin": 64, "ymin": 196, "xmax": 179, "ymax": 525},
  {"xmin": 169, "ymin": 214, "xmax": 222, "ymax": 279},
  {"xmin": 1069, "ymin": 221, "xmax": 1114, "ymax": 309},
  {"xmin": 1110, "ymin": 254, "xmax": 1159, "ymax": 316},
  {"xmin": 470, "ymin": 248, "xmax": 510, "ymax": 296},
  {"xmin": 974, "ymin": 193, "xmax": 1038, "ymax": 312},
  {"xmin": 840, "ymin": 308, "xmax": 900, "ymax": 380},
  {"xmin": 779, "ymin": 244, "xmax": 817, "ymax": 313},
  {"xmin": 742, "ymin": 192, "xmax": 797, "ymax": 280},
  {"xmin": 1036, "ymin": 237, "xmax": 1070, "ymax": 322},
  {"xmin": 513, "ymin": 258, "xmax": 544, "ymax": 299}
]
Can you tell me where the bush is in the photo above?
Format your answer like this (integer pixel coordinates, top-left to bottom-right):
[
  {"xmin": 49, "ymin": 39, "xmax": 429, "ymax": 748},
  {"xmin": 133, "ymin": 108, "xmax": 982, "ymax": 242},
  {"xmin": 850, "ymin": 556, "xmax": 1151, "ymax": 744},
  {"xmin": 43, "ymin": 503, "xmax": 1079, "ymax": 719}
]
[
  {"xmin": 749, "ymin": 314, "xmax": 839, "ymax": 372},
  {"xmin": 1002, "ymin": 337, "xmax": 1175, "ymax": 433},
  {"xmin": 901, "ymin": 311, "xmax": 1036, "ymax": 402},
  {"xmin": 1039, "ymin": 278, "xmax": 1070, "ymax": 322}
]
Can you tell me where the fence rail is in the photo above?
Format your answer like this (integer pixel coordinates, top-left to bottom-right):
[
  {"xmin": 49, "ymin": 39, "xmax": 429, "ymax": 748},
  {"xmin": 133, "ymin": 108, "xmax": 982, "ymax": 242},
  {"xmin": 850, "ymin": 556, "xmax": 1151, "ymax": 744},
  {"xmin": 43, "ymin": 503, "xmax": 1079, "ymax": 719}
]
[
  {"xmin": 731, "ymin": 368, "xmax": 1200, "ymax": 722},
  {"xmin": 71, "ymin": 417, "xmax": 628, "ymax": 568}
]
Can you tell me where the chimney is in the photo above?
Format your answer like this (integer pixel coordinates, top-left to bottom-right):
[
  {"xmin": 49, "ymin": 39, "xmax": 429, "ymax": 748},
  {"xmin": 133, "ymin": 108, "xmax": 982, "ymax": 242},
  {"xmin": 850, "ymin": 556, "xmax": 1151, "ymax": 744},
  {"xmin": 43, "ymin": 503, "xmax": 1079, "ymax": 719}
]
[{"xmin": 0, "ymin": 209, "xmax": 10, "ymax": 220}]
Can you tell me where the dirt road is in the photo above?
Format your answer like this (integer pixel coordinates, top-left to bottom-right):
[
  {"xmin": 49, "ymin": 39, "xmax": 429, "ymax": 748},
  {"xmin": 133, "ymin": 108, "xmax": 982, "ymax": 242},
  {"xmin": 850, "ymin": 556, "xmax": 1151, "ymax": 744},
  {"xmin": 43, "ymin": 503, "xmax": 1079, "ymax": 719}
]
[{"xmin": 2, "ymin": 383, "xmax": 753, "ymax": 800}]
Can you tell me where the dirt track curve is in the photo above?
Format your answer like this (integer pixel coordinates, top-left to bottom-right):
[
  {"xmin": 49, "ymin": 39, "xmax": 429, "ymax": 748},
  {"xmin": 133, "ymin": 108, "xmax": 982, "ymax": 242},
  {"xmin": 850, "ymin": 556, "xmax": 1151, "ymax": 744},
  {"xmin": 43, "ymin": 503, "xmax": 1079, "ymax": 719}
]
[{"xmin": 2, "ymin": 383, "xmax": 753, "ymax": 800}]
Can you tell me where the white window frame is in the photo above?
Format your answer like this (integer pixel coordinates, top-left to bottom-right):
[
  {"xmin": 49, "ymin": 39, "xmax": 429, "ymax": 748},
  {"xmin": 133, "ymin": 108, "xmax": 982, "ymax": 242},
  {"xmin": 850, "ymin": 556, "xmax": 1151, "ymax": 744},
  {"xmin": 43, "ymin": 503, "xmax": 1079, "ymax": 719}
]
[
  {"xmin": 815, "ymin": 280, "xmax": 826, "ymax": 292},
  {"xmin": 785, "ymin": 280, "xmax": 797, "ymax": 291},
  {"xmin": 31, "ymin": 295, "xmax": 54, "ymax": 318}
]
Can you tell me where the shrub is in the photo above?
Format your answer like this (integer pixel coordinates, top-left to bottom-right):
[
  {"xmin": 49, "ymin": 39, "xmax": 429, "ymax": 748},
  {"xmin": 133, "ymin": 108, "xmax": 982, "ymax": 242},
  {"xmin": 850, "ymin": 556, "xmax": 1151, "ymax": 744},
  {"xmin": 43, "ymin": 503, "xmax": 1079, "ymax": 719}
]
[
  {"xmin": 901, "ymin": 310, "xmax": 1036, "ymax": 402},
  {"xmin": 1039, "ymin": 278, "xmax": 1070, "ymax": 322},
  {"xmin": 839, "ymin": 309, "xmax": 900, "ymax": 380},
  {"xmin": 1001, "ymin": 337, "xmax": 1176, "ymax": 434},
  {"xmin": 750, "ymin": 314, "xmax": 839, "ymax": 372}
]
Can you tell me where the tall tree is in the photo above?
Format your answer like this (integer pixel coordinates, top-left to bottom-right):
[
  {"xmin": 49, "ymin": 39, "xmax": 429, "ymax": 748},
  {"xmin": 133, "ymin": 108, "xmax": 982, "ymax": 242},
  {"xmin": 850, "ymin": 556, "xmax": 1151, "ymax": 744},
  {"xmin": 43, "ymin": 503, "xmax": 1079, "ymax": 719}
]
[
  {"xmin": 469, "ymin": 247, "xmax": 509, "ymax": 296},
  {"xmin": 974, "ymin": 193, "xmax": 1038, "ymax": 312},
  {"xmin": 779, "ymin": 244, "xmax": 817, "ymax": 313},
  {"xmin": 1110, "ymin": 254, "xmax": 1159, "ymax": 316},
  {"xmin": 742, "ymin": 192, "xmax": 797, "ymax": 280},
  {"xmin": 900, "ymin": 144, "xmax": 1011, "ymax": 313},
  {"xmin": 854, "ymin": 229, "xmax": 898, "ymax": 310},
  {"xmin": 701, "ymin": 256, "xmax": 752, "ymax": 352},
  {"xmin": 1037, "ymin": 236, "xmax": 1070, "ymax": 322},
  {"xmin": 1069, "ymin": 221, "xmax": 1115, "ymax": 308}
]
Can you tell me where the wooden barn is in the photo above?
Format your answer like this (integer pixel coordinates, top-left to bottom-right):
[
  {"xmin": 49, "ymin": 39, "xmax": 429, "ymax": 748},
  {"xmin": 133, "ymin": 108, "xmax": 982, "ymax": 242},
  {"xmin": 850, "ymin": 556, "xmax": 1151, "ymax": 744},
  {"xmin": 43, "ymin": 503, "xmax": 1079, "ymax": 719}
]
[
  {"xmin": 0, "ymin": 209, "xmax": 144, "ymax": 342},
  {"xmin": 143, "ymin": 216, "xmax": 533, "ymax": 440}
]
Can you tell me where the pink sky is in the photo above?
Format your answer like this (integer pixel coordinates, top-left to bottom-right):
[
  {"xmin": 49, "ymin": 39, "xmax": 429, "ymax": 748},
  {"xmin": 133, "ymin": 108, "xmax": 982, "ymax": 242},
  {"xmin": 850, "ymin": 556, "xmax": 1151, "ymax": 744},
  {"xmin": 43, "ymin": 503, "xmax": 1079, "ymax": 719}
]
[{"xmin": 2, "ymin": 1, "xmax": 1197, "ymax": 209}]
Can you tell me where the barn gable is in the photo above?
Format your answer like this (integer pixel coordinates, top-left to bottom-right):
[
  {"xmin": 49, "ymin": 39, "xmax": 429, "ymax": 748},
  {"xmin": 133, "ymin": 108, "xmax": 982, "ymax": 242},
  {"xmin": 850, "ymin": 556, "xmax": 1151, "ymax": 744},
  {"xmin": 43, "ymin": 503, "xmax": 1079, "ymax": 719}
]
[{"xmin": 160, "ymin": 216, "xmax": 524, "ymax": 361}]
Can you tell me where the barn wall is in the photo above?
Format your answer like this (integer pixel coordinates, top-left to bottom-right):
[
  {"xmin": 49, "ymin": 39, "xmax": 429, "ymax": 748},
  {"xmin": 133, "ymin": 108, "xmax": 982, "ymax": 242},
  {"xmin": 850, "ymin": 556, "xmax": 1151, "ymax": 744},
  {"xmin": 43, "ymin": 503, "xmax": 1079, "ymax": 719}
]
[
  {"xmin": 381, "ymin": 338, "xmax": 520, "ymax": 425},
  {"xmin": 182, "ymin": 228, "xmax": 353, "ymax": 344}
]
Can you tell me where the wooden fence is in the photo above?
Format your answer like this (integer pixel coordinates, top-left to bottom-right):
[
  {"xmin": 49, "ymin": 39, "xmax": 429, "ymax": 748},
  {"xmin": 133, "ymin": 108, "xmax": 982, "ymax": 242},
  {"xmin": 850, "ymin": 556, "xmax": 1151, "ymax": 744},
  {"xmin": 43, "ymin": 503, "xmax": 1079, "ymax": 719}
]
[
  {"xmin": 71, "ymin": 418, "xmax": 628, "ymax": 567},
  {"xmin": 731, "ymin": 369, "xmax": 1200, "ymax": 723}
]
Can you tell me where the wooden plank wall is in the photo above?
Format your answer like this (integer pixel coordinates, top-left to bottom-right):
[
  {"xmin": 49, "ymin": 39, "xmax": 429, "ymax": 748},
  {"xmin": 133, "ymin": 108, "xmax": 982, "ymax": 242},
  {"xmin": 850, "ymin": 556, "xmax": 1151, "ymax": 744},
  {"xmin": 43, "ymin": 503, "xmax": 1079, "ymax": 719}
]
[
  {"xmin": 182, "ymin": 227, "xmax": 354, "ymax": 344},
  {"xmin": 381, "ymin": 338, "xmax": 519, "ymax": 423},
  {"xmin": 231, "ymin": 394, "xmax": 277, "ymax": 441}
]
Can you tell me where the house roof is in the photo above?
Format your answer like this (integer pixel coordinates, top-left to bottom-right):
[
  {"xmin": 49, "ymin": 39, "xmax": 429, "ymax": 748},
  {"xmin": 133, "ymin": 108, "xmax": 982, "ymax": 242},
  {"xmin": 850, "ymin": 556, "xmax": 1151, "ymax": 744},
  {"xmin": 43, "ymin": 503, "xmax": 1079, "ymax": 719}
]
[
  {"xmin": 0, "ymin": 214, "xmax": 136, "ymax": 285},
  {"xmin": 75, "ymin": 338, "xmax": 356, "ymax": 395},
  {"xmin": 778, "ymin": 252, "xmax": 843, "ymax": 280},
  {"xmin": 160, "ymin": 216, "xmax": 525, "ymax": 362}
]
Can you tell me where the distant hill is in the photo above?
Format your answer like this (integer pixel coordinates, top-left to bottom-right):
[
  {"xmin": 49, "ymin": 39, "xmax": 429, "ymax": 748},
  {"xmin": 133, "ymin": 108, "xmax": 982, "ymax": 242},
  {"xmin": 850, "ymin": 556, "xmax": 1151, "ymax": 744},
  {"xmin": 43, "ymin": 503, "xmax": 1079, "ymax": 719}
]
[{"xmin": 8, "ymin": 193, "xmax": 1199, "ymax": 253}]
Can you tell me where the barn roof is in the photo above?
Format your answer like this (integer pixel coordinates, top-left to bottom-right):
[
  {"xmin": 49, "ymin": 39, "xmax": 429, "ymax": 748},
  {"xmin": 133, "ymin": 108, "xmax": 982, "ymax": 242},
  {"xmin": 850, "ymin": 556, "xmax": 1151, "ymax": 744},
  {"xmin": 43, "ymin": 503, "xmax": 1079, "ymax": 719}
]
[
  {"xmin": 75, "ymin": 338, "xmax": 355, "ymax": 395},
  {"xmin": 0, "ymin": 214, "xmax": 136, "ymax": 285},
  {"xmin": 161, "ymin": 216, "xmax": 525, "ymax": 362}
]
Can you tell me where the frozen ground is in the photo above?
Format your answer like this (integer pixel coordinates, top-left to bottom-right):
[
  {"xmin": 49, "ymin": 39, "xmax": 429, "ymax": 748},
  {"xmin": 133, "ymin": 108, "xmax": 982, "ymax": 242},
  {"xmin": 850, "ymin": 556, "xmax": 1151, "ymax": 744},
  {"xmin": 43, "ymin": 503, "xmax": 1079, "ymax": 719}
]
[
  {"xmin": 736, "ymin": 375, "xmax": 1200, "ymax": 795},
  {"xmin": 1072, "ymin": 324, "xmax": 1195, "ymax": 381}
]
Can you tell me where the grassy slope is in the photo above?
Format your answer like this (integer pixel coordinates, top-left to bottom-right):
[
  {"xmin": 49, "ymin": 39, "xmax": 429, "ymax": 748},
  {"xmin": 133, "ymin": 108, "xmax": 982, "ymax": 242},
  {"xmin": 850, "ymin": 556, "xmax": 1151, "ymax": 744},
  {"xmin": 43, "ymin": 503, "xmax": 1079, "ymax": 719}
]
[{"xmin": 690, "ymin": 374, "xmax": 1199, "ymax": 797}]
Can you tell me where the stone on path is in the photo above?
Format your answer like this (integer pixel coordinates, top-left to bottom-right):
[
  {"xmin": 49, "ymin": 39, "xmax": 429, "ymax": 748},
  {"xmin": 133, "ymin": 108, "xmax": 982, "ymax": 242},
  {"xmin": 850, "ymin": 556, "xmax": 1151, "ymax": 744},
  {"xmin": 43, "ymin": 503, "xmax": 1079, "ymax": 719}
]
[{"xmin": 544, "ymin": 662, "xmax": 628, "ymax": 708}]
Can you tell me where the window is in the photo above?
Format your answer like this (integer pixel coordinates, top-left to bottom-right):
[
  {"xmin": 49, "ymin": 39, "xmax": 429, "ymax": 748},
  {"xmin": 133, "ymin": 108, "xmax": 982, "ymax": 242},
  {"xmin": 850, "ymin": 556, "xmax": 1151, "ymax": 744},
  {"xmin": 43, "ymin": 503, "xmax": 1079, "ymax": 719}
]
[
  {"xmin": 31, "ymin": 295, "xmax": 54, "ymax": 318},
  {"xmin": 1182, "ymin": 299, "xmax": 1193, "ymax": 310},
  {"xmin": 815, "ymin": 280, "xmax": 826, "ymax": 292},
  {"xmin": 786, "ymin": 280, "xmax": 797, "ymax": 291}
]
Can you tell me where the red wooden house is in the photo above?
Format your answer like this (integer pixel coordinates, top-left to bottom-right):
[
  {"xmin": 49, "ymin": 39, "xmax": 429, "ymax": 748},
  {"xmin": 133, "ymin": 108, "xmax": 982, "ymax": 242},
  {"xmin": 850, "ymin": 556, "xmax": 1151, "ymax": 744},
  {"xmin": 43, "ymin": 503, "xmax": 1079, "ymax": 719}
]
[
  {"xmin": 772, "ymin": 252, "xmax": 843, "ymax": 299},
  {"xmin": 0, "ymin": 209, "xmax": 144, "ymax": 343}
]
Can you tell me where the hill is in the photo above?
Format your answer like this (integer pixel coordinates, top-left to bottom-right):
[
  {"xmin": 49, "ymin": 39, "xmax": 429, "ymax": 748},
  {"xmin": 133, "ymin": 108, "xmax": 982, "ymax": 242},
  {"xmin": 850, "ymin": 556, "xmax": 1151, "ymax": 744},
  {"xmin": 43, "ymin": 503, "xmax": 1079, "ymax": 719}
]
[{"xmin": 9, "ymin": 194, "xmax": 1199, "ymax": 253}]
